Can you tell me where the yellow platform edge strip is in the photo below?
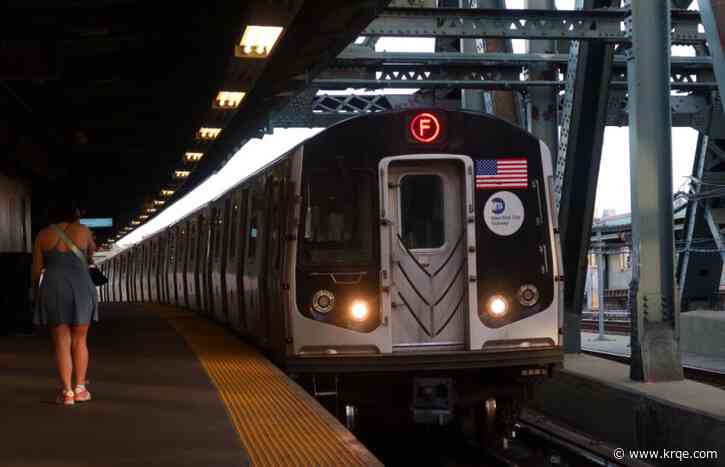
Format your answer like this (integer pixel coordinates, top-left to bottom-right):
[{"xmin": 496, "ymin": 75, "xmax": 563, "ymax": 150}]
[{"xmin": 149, "ymin": 305, "xmax": 383, "ymax": 467}]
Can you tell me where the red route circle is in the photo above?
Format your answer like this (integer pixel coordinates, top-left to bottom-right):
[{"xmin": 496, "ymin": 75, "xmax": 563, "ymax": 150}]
[{"xmin": 410, "ymin": 112, "xmax": 441, "ymax": 143}]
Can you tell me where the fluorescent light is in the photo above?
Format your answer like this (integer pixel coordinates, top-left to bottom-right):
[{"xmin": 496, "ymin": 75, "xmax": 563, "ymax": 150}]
[
  {"xmin": 185, "ymin": 152, "xmax": 204, "ymax": 162},
  {"xmin": 198, "ymin": 127, "xmax": 221, "ymax": 140},
  {"xmin": 238, "ymin": 25, "xmax": 284, "ymax": 58},
  {"xmin": 160, "ymin": 190, "xmax": 174, "ymax": 197},
  {"xmin": 139, "ymin": 215, "xmax": 149, "ymax": 220},
  {"xmin": 174, "ymin": 170, "xmax": 190, "ymax": 179},
  {"xmin": 215, "ymin": 91, "xmax": 245, "ymax": 109}
]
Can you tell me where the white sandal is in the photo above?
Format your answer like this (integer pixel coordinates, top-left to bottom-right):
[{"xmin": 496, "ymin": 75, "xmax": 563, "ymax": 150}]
[
  {"xmin": 56, "ymin": 389, "xmax": 75, "ymax": 405},
  {"xmin": 74, "ymin": 384, "xmax": 92, "ymax": 402}
]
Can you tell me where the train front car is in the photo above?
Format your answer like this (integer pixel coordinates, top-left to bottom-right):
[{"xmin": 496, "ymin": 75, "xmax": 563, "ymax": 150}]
[{"xmin": 288, "ymin": 109, "xmax": 562, "ymax": 425}]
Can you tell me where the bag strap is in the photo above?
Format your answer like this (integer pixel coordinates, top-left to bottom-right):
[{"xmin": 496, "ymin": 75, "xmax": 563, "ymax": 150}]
[{"xmin": 51, "ymin": 224, "xmax": 88, "ymax": 267}]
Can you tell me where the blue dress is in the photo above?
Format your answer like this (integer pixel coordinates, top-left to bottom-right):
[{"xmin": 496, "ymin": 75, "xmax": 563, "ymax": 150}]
[{"xmin": 34, "ymin": 249, "xmax": 99, "ymax": 326}]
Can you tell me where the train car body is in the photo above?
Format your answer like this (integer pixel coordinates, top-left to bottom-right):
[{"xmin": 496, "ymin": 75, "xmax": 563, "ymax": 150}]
[{"xmin": 102, "ymin": 109, "xmax": 562, "ymax": 423}]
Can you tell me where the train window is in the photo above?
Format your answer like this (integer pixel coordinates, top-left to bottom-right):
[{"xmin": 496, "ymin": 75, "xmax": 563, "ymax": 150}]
[
  {"xmin": 300, "ymin": 169, "xmax": 373, "ymax": 265},
  {"xmin": 400, "ymin": 174, "xmax": 445, "ymax": 249},
  {"xmin": 247, "ymin": 214, "xmax": 258, "ymax": 262}
]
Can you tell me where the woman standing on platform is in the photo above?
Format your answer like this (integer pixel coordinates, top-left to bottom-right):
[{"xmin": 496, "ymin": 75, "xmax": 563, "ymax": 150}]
[{"xmin": 32, "ymin": 201, "xmax": 98, "ymax": 405}]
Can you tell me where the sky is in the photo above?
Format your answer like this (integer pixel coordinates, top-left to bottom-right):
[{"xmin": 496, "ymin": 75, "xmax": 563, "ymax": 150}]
[{"xmin": 113, "ymin": 0, "xmax": 700, "ymax": 249}]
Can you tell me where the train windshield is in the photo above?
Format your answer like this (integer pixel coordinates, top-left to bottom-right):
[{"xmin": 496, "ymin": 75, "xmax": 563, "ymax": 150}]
[{"xmin": 300, "ymin": 169, "xmax": 374, "ymax": 265}]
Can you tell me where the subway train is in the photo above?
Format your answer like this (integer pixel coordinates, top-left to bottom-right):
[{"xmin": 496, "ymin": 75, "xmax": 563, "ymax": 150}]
[{"xmin": 99, "ymin": 109, "xmax": 563, "ymax": 426}]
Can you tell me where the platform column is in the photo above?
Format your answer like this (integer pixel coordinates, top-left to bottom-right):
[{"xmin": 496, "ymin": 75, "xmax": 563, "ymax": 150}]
[{"xmin": 625, "ymin": 0, "xmax": 683, "ymax": 381}]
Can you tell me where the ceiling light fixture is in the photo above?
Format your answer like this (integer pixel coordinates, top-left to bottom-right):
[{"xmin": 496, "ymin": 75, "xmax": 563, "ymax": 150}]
[
  {"xmin": 174, "ymin": 170, "xmax": 190, "ymax": 179},
  {"xmin": 185, "ymin": 152, "xmax": 204, "ymax": 162},
  {"xmin": 237, "ymin": 25, "xmax": 284, "ymax": 58},
  {"xmin": 160, "ymin": 190, "xmax": 174, "ymax": 197},
  {"xmin": 198, "ymin": 127, "xmax": 221, "ymax": 140},
  {"xmin": 214, "ymin": 91, "xmax": 246, "ymax": 109}
]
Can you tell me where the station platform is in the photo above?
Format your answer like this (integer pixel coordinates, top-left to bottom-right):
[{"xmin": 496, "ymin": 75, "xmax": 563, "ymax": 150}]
[
  {"xmin": 581, "ymin": 331, "xmax": 725, "ymax": 374},
  {"xmin": 0, "ymin": 303, "xmax": 381, "ymax": 467},
  {"xmin": 532, "ymin": 352, "xmax": 725, "ymax": 466}
]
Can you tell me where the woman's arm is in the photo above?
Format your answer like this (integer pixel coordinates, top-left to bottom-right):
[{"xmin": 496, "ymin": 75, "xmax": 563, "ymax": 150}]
[
  {"xmin": 31, "ymin": 235, "xmax": 44, "ymax": 287},
  {"xmin": 85, "ymin": 227, "xmax": 97, "ymax": 264}
]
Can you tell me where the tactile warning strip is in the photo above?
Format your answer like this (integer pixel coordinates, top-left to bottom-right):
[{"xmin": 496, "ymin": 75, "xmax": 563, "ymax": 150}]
[{"xmin": 150, "ymin": 305, "xmax": 381, "ymax": 467}]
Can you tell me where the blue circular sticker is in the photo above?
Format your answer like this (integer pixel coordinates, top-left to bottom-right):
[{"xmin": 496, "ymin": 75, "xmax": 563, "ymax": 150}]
[{"xmin": 483, "ymin": 191, "xmax": 525, "ymax": 236}]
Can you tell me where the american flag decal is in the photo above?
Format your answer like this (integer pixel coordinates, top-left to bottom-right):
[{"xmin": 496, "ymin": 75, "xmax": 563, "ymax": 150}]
[{"xmin": 475, "ymin": 158, "xmax": 528, "ymax": 189}]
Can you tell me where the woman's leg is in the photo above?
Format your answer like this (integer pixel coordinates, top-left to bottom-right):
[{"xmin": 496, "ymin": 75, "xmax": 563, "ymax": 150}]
[
  {"xmin": 51, "ymin": 325, "xmax": 72, "ymax": 390},
  {"xmin": 71, "ymin": 325, "xmax": 90, "ymax": 386}
]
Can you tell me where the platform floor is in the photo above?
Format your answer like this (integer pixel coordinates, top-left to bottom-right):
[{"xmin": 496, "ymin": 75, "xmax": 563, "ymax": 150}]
[
  {"xmin": 565, "ymin": 353, "xmax": 725, "ymax": 419},
  {"xmin": 581, "ymin": 331, "xmax": 725, "ymax": 374},
  {"xmin": 0, "ymin": 303, "xmax": 380, "ymax": 467}
]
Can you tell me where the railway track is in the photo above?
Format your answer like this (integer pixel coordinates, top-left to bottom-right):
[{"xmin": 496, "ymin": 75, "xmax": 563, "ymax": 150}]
[{"xmin": 581, "ymin": 319, "xmax": 631, "ymax": 334}]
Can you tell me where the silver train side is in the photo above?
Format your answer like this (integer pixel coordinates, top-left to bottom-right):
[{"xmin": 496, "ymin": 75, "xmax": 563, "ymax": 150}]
[{"xmin": 98, "ymin": 109, "xmax": 563, "ymax": 421}]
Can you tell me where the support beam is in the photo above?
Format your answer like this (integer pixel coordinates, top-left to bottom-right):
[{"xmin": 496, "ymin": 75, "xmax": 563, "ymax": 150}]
[
  {"xmin": 699, "ymin": 0, "xmax": 725, "ymax": 112},
  {"xmin": 556, "ymin": 0, "xmax": 616, "ymax": 354},
  {"xmin": 525, "ymin": 0, "xmax": 558, "ymax": 161},
  {"xmin": 626, "ymin": 0, "xmax": 683, "ymax": 381},
  {"xmin": 676, "ymin": 133, "xmax": 724, "ymax": 310},
  {"xmin": 363, "ymin": 7, "xmax": 705, "ymax": 43}
]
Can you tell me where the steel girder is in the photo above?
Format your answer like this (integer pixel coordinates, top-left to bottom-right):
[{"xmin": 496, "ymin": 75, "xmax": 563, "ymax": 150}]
[
  {"xmin": 269, "ymin": 90, "xmax": 713, "ymax": 132},
  {"xmin": 678, "ymin": 133, "xmax": 725, "ymax": 310},
  {"xmin": 554, "ymin": 0, "xmax": 616, "ymax": 353},
  {"xmin": 698, "ymin": 0, "xmax": 725, "ymax": 112},
  {"xmin": 626, "ymin": 0, "xmax": 683, "ymax": 382},
  {"xmin": 363, "ymin": 7, "xmax": 704, "ymax": 43}
]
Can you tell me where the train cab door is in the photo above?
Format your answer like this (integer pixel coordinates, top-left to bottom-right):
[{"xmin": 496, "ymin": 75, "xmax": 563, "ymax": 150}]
[{"xmin": 380, "ymin": 156, "xmax": 477, "ymax": 352}]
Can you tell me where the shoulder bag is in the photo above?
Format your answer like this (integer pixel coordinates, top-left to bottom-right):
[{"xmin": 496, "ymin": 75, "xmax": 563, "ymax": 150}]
[{"xmin": 51, "ymin": 224, "xmax": 108, "ymax": 287}]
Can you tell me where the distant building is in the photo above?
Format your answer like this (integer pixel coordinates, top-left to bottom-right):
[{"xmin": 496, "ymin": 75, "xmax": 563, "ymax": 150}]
[{"xmin": 585, "ymin": 210, "xmax": 725, "ymax": 312}]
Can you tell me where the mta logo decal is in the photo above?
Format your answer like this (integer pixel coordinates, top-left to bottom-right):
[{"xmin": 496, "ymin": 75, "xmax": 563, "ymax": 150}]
[{"xmin": 491, "ymin": 197, "xmax": 506, "ymax": 214}]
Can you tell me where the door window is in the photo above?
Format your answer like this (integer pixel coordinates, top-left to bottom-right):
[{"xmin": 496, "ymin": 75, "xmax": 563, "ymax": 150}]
[{"xmin": 399, "ymin": 174, "xmax": 445, "ymax": 250}]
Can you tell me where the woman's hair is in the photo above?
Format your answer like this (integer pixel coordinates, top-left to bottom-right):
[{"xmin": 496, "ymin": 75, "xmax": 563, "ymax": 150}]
[{"xmin": 48, "ymin": 199, "xmax": 81, "ymax": 224}]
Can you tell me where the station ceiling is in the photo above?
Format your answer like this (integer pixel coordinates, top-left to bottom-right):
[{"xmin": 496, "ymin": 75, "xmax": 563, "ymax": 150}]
[{"xmin": 1, "ymin": 0, "xmax": 390, "ymax": 244}]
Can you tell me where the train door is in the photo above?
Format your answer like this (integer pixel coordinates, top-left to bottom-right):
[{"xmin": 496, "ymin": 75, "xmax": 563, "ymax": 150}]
[
  {"xmin": 143, "ymin": 243, "xmax": 151, "ymax": 302},
  {"xmin": 225, "ymin": 188, "xmax": 245, "ymax": 332},
  {"xmin": 126, "ymin": 250, "xmax": 134, "ymax": 302},
  {"xmin": 186, "ymin": 216, "xmax": 200, "ymax": 311},
  {"xmin": 120, "ymin": 253, "xmax": 128, "ymax": 302},
  {"xmin": 138, "ymin": 245, "xmax": 147, "ymax": 302},
  {"xmin": 160, "ymin": 230, "xmax": 170, "ymax": 304},
  {"xmin": 263, "ymin": 169, "xmax": 290, "ymax": 352},
  {"xmin": 380, "ymin": 156, "xmax": 475, "ymax": 351},
  {"xmin": 148, "ymin": 239, "xmax": 158, "ymax": 303},
  {"xmin": 175, "ymin": 223, "xmax": 188, "ymax": 308},
  {"xmin": 204, "ymin": 207, "xmax": 217, "ymax": 316},
  {"xmin": 116, "ymin": 255, "xmax": 123, "ymax": 302},
  {"xmin": 168, "ymin": 228, "xmax": 178, "ymax": 306},
  {"xmin": 98, "ymin": 264, "xmax": 105, "ymax": 303},
  {"xmin": 106, "ymin": 260, "xmax": 114, "ymax": 302},
  {"xmin": 211, "ymin": 198, "xmax": 229, "ymax": 322},
  {"xmin": 198, "ymin": 208, "xmax": 212, "ymax": 315},
  {"xmin": 243, "ymin": 182, "xmax": 264, "ymax": 340}
]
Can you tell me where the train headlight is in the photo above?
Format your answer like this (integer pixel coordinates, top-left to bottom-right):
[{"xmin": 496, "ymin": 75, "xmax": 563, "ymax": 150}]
[
  {"xmin": 517, "ymin": 284, "xmax": 539, "ymax": 307},
  {"xmin": 350, "ymin": 301, "xmax": 369, "ymax": 322},
  {"xmin": 487, "ymin": 295, "xmax": 509, "ymax": 317},
  {"xmin": 312, "ymin": 290, "xmax": 335, "ymax": 314}
]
